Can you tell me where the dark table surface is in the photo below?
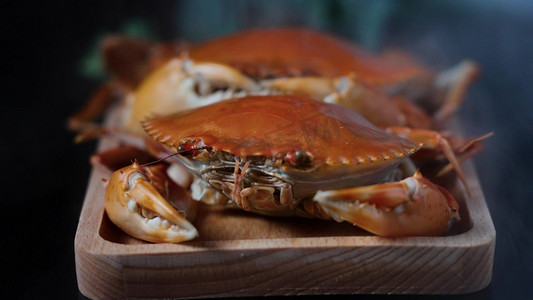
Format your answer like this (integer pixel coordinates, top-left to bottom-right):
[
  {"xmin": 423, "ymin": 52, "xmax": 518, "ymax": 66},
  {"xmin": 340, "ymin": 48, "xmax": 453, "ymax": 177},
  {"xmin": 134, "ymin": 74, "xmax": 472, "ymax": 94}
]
[{"xmin": 2, "ymin": 1, "xmax": 532, "ymax": 299}]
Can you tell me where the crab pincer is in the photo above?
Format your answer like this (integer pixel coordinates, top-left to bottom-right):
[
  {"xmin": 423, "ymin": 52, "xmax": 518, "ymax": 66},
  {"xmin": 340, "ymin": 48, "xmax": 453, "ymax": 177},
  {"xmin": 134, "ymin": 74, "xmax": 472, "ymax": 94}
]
[
  {"xmin": 105, "ymin": 162, "xmax": 198, "ymax": 243},
  {"xmin": 313, "ymin": 171, "xmax": 460, "ymax": 237}
]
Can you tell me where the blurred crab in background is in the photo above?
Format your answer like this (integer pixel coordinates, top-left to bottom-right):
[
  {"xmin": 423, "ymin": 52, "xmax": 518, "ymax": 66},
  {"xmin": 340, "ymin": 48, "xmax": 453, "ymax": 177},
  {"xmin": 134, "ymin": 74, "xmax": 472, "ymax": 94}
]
[
  {"xmin": 188, "ymin": 28, "xmax": 480, "ymax": 128},
  {"xmin": 70, "ymin": 28, "xmax": 487, "ymax": 243},
  {"xmin": 69, "ymin": 28, "xmax": 479, "ymax": 137}
]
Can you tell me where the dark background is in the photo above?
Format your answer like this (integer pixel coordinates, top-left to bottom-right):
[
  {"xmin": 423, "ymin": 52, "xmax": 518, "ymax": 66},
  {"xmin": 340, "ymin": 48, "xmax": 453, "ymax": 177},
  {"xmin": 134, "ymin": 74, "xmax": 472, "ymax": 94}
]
[{"xmin": 1, "ymin": 0, "xmax": 532, "ymax": 299}]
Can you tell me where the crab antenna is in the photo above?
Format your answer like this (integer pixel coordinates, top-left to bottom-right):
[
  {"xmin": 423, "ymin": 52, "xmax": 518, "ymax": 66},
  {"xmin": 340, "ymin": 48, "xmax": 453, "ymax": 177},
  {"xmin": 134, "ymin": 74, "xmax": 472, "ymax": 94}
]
[{"xmin": 140, "ymin": 146, "xmax": 212, "ymax": 167}]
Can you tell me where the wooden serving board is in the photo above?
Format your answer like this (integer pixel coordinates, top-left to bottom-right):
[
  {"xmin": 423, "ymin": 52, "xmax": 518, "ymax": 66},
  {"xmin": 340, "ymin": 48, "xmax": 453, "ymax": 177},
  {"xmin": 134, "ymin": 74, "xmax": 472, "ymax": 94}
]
[{"xmin": 75, "ymin": 125, "xmax": 495, "ymax": 299}]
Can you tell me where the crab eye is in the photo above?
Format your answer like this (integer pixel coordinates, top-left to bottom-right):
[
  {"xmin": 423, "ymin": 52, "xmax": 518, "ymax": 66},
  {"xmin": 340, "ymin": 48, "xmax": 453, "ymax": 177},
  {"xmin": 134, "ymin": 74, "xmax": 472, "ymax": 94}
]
[
  {"xmin": 178, "ymin": 140, "xmax": 211, "ymax": 157},
  {"xmin": 284, "ymin": 150, "xmax": 313, "ymax": 169}
]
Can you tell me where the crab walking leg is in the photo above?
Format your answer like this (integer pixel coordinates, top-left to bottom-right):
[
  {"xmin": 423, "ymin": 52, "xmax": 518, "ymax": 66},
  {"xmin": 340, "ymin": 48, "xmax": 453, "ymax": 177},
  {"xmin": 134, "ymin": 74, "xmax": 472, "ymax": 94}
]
[
  {"xmin": 435, "ymin": 132, "xmax": 493, "ymax": 177},
  {"xmin": 312, "ymin": 171, "xmax": 460, "ymax": 237},
  {"xmin": 105, "ymin": 162, "xmax": 198, "ymax": 243},
  {"xmin": 385, "ymin": 126, "xmax": 470, "ymax": 195},
  {"xmin": 433, "ymin": 60, "xmax": 480, "ymax": 125},
  {"xmin": 68, "ymin": 82, "xmax": 119, "ymax": 132}
]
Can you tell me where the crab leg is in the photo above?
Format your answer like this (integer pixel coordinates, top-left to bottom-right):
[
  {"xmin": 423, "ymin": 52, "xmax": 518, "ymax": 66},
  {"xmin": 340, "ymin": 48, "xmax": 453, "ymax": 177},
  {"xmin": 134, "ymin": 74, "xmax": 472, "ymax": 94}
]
[
  {"xmin": 311, "ymin": 171, "xmax": 460, "ymax": 237},
  {"xmin": 105, "ymin": 162, "xmax": 198, "ymax": 243},
  {"xmin": 385, "ymin": 126, "xmax": 470, "ymax": 195},
  {"xmin": 433, "ymin": 60, "xmax": 480, "ymax": 126},
  {"xmin": 435, "ymin": 132, "xmax": 493, "ymax": 177},
  {"xmin": 67, "ymin": 82, "xmax": 120, "ymax": 132}
]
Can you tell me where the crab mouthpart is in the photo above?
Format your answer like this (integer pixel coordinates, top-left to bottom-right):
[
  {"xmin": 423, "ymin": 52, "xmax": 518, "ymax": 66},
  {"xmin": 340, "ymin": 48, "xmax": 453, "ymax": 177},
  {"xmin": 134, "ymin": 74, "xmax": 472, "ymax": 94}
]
[{"xmin": 105, "ymin": 162, "xmax": 198, "ymax": 243}]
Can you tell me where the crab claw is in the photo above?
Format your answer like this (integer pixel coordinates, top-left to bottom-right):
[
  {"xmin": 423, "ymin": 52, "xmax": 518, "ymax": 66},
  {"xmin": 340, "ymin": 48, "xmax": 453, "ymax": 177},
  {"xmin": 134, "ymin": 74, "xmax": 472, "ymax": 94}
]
[
  {"xmin": 105, "ymin": 162, "xmax": 199, "ymax": 243},
  {"xmin": 312, "ymin": 171, "xmax": 460, "ymax": 237},
  {"xmin": 124, "ymin": 58, "xmax": 260, "ymax": 136}
]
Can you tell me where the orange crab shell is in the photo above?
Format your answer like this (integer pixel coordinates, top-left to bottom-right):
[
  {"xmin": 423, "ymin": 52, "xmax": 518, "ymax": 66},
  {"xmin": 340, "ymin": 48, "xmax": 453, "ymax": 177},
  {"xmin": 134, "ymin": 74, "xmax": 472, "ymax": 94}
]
[
  {"xmin": 189, "ymin": 28, "xmax": 422, "ymax": 85},
  {"xmin": 142, "ymin": 95, "xmax": 419, "ymax": 168}
]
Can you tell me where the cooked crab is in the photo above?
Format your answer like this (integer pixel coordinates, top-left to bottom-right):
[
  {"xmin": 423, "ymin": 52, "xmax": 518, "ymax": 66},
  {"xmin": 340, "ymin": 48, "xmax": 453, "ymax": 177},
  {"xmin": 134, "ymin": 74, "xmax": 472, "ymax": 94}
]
[
  {"xmin": 189, "ymin": 28, "xmax": 479, "ymax": 127},
  {"xmin": 118, "ymin": 94, "xmax": 463, "ymax": 240},
  {"xmin": 113, "ymin": 27, "xmax": 478, "ymax": 138},
  {"xmin": 70, "ymin": 28, "xmax": 478, "ymax": 141}
]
